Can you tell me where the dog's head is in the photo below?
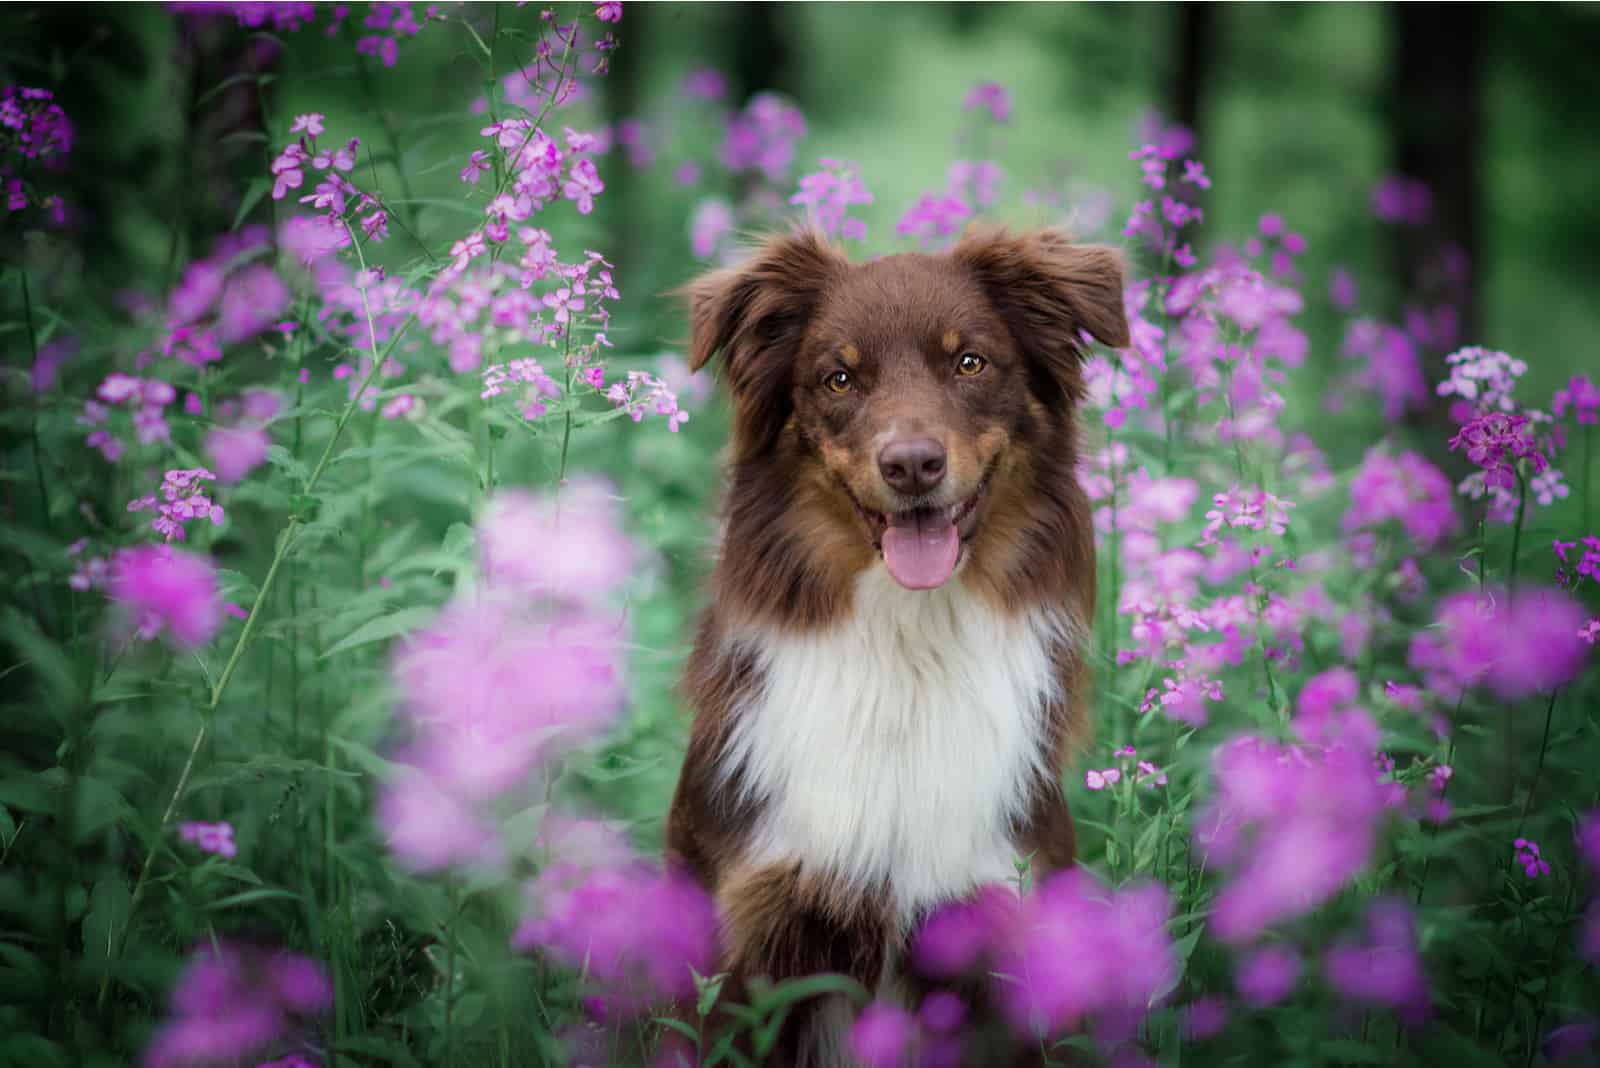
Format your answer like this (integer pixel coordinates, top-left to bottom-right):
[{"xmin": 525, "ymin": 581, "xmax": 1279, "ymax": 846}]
[{"xmin": 685, "ymin": 224, "xmax": 1128, "ymax": 593}]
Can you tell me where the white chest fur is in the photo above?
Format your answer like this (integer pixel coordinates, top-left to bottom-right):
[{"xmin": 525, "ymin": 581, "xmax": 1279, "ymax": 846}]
[{"xmin": 719, "ymin": 566, "xmax": 1071, "ymax": 925}]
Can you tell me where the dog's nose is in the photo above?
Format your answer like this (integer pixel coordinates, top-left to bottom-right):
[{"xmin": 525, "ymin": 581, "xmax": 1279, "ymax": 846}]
[{"xmin": 878, "ymin": 437, "xmax": 947, "ymax": 496}]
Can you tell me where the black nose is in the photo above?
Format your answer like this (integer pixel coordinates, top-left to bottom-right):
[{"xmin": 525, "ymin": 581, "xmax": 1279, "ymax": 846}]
[{"xmin": 878, "ymin": 437, "xmax": 947, "ymax": 496}]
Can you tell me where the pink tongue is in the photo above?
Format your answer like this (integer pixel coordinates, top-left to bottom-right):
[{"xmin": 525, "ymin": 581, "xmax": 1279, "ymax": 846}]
[{"xmin": 881, "ymin": 514, "xmax": 960, "ymax": 590}]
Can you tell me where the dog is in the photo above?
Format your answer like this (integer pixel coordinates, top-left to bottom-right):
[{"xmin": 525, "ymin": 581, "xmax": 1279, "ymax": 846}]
[{"xmin": 665, "ymin": 223, "xmax": 1129, "ymax": 1066}]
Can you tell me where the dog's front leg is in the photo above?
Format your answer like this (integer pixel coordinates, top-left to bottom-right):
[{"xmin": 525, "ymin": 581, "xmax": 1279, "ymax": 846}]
[{"xmin": 704, "ymin": 861, "xmax": 888, "ymax": 1068}]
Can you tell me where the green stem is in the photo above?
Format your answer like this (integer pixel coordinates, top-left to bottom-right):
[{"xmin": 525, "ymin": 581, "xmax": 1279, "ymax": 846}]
[
  {"xmin": 1507, "ymin": 466, "xmax": 1528, "ymax": 593},
  {"xmin": 1516, "ymin": 688, "xmax": 1560, "ymax": 828},
  {"xmin": 1583, "ymin": 424, "xmax": 1593, "ymax": 535}
]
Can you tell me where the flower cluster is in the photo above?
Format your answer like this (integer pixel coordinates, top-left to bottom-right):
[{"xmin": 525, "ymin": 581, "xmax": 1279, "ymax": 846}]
[
  {"xmin": 163, "ymin": 225, "xmax": 292, "ymax": 365},
  {"xmin": 847, "ymin": 992, "xmax": 969, "ymax": 1068},
  {"xmin": 1343, "ymin": 446, "xmax": 1459, "ymax": 549},
  {"xmin": 1513, "ymin": 837, "xmax": 1551, "ymax": 879},
  {"xmin": 107, "ymin": 545, "xmax": 223, "ymax": 648},
  {"xmin": 790, "ymin": 157, "xmax": 873, "ymax": 241},
  {"xmin": 511, "ymin": 816, "xmax": 716, "ymax": 1021},
  {"xmin": 128, "ymin": 468, "xmax": 225, "ymax": 542},
  {"xmin": 377, "ymin": 479, "xmax": 634, "ymax": 874},
  {"xmin": 272, "ymin": 114, "xmax": 390, "ymax": 243},
  {"xmin": 206, "ymin": 389, "xmax": 281, "ymax": 484},
  {"xmin": 179, "ymin": 820, "xmax": 238, "ymax": 859},
  {"xmin": 80, "ymin": 373, "xmax": 179, "ymax": 462},
  {"xmin": 603, "ymin": 369, "xmax": 689, "ymax": 432},
  {"xmin": 184, "ymin": 2, "xmax": 443, "ymax": 68},
  {"xmin": 1552, "ymin": 374, "xmax": 1599, "ymax": 425},
  {"xmin": 1407, "ymin": 586, "xmax": 1588, "ymax": 701},
  {"xmin": 2, "ymin": 85, "xmax": 73, "ymax": 223},
  {"xmin": 722, "ymin": 92, "xmax": 808, "ymax": 184},
  {"xmin": 1324, "ymin": 900, "xmax": 1429, "ymax": 1025},
  {"xmin": 1194, "ymin": 733, "xmax": 1390, "ymax": 943},
  {"xmin": 896, "ymin": 82, "xmax": 1013, "ymax": 248},
  {"xmin": 143, "ymin": 941, "xmax": 331, "ymax": 1068},
  {"xmin": 911, "ymin": 871, "xmax": 1175, "ymax": 1047}
]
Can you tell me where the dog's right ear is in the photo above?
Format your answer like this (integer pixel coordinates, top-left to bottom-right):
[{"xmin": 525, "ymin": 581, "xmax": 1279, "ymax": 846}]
[{"xmin": 681, "ymin": 228, "xmax": 847, "ymax": 458}]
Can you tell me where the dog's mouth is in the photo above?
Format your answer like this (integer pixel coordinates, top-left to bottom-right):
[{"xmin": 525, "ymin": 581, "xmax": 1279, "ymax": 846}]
[{"xmin": 851, "ymin": 473, "xmax": 992, "ymax": 591}]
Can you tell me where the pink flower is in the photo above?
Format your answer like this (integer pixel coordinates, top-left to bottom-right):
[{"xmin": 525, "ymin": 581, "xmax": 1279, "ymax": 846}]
[
  {"xmin": 849, "ymin": 1003, "xmax": 916, "ymax": 1068},
  {"xmin": 206, "ymin": 426, "xmax": 271, "ymax": 484},
  {"xmin": 689, "ymin": 197, "xmax": 733, "ymax": 259},
  {"xmin": 1552, "ymin": 374, "xmax": 1599, "ymax": 425},
  {"xmin": 178, "ymin": 820, "xmax": 237, "ymax": 859},
  {"xmin": 962, "ymin": 81, "xmax": 1012, "ymax": 123},
  {"xmin": 1408, "ymin": 587, "xmax": 1587, "ymax": 700},
  {"xmin": 594, "ymin": 1, "xmax": 622, "ymax": 21},
  {"xmin": 1513, "ymin": 837, "xmax": 1551, "ymax": 879},
  {"xmin": 476, "ymin": 479, "xmax": 635, "ymax": 603},
  {"xmin": 1236, "ymin": 945, "xmax": 1300, "ymax": 1007},
  {"xmin": 143, "ymin": 941, "xmax": 330, "ymax": 1068},
  {"xmin": 108, "ymin": 546, "xmax": 222, "ymax": 648},
  {"xmin": 1325, "ymin": 900, "xmax": 1429, "ymax": 1024},
  {"xmin": 512, "ymin": 823, "xmax": 716, "ymax": 1018},
  {"xmin": 1342, "ymin": 447, "xmax": 1458, "ymax": 549},
  {"xmin": 1085, "ymin": 768, "xmax": 1122, "ymax": 791}
]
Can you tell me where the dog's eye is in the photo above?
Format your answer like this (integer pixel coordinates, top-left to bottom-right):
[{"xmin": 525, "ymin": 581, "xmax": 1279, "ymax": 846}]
[
  {"xmin": 825, "ymin": 370, "xmax": 854, "ymax": 394},
  {"xmin": 956, "ymin": 352, "xmax": 987, "ymax": 377}
]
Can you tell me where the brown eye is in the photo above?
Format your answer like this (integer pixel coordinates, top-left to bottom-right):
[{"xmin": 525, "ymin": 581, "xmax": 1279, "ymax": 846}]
[
  {"xmin": 956, "ymin": 352, "xmax": 987, "ymax": 377},
  {"xmin": 826, "ymin": 370, "xmax": 853, "ymax": 394}
]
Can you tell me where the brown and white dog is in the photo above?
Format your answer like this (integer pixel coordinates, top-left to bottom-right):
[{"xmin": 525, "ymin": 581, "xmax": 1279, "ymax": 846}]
[{"xmin": 666, "ymin": 224, "xmax": 1129, "ymax": 1065}]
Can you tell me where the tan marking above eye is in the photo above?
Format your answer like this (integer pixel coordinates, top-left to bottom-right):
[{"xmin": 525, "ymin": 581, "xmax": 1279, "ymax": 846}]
[
  {"xmin": 942, "ymin": 330, "xmax": 961, "ymax": 354},
  {"xmin": 840, "ymin": 345, "xmax": 861, "ymax": 367}
]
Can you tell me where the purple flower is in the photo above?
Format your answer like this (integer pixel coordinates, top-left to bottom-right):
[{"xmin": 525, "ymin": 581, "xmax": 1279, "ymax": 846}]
[
  {"xmin": 689, "ymin": 197, "xmax": 734, "ymax": 259},
  {"xmin": 108, "ymin": 546, "xmax": 222, "ymax": 648},
  {"xmin": 1197, "ymin": 737, "xmax": 1387, "ymax": 942},
  {"xmin": 1578, "ymin": 811, "xmax": 1600, "ymax": 872},
  {"xmin": 849, "ymin": 1003, "xmax": 915, "ymax": 1068},
  {"xmin": 991, "ymin": 870, "xmax": 1175, "ymax": 1039},
  {"xmin": 178, "ymin": 820, "xmax": 237, "ymax": 859},
  {"xmin": 206, "ymin": 426, "xmax": 272, "ymax": 484},
  {"xmin": 1325, "ymin": 900, "xmax": 1429, "ymax": 1024},
  {"xmin": 1342, "ymin": 447, "xmax": 1458, "ymax": 549},
  {"xmin": 476, "ymin": 479, "xmax": 635, "ymax": 603},
  {"xmin": 721, "ymin": 92, "xmax": 807, "ymax": 183},
  {"xmin": 1408, "ymin": 587, "xmax": 1588, "ymax": 700},
  {"xmin": 1513, "ymin": 838, "xmax": 1551, "ymax": 879},
  {"xmin": 1235, "ymin": 945, "xmax": 1300, "ymax": 1007},
  {"xmin": 790, "ymin": 157, "xmax": 873, "ymax": 241},
  {"xmin": 1182, "ymin": 996, "xmax": 1229, "ymax": 1040},
  {"xmin": 1372, "ymin": 175, "xmax": 1431, "ymax": 226},
  {"xmin": 911, "ymin": 884, "xmax": 1018, "ymax": 979},
  {"xmin": 895, "ymin": 192, "xmax": 972, "ymax": 247},
  {"xmin": 143, "ymin": 941, "xmax": 330, "ymax": 1068},
  {"xmin": 962, "ymin": 81, "xmax": 1011, "ymax": 123},
  {"xmin": 682, "ymin": 68, "xmax": 727, "ymax": 102},
  {"xmin": 594, "ymin": 1, "xmax": 622, "ymax": 21},
  {"xmin": 1552, "ymin": 374, "xmax": 1599, "ymax": 426},
  {"xmin": 376, "ymin": 766, "xmax": 501, "ymax": 873},
  {"xmin": 513, "ymin": 821, "xmax": 717, "ymax": 1018}
]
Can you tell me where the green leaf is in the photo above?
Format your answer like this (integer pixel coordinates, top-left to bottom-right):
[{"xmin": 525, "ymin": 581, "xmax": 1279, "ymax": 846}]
[
  {"xmin": 230, "ymin": 177, "xmax": 271, "ymax": 232},
  {"xmin": 320, "ymin": 606, "xmax": 434, "ymax": 660},
  {"xmin": 203, "ymin": 887, "xmax": 303, "ymax": 911},
  {"xmin": 82, "ymin": 875, "xmax": 131, "ymax": 962},
  {"xmin": 335, "ymin": 1035, "xmax": 427, "ymax": 1068}
]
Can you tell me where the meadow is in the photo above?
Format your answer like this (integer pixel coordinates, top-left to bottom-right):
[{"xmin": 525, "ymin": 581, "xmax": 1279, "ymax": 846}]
[{"xmin": 2, "ymin": 3, "xmax": 1599, "ymax": 1067}]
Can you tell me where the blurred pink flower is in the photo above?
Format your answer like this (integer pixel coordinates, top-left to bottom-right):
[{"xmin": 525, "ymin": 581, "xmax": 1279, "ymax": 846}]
[
  {"xmin": 513, "ymin": 824, "xmax": 716, "ymax": 1017},
  {"xmin": 178, "ymin": 820, "xmax": 236, "ymax": 859},
  {"xmin": 1408, "ymin": 587, "xmax": 1587, "ymax": 701},
  {"xmin": 850, "ymin": 1002, "xmax": 916, "ymax": 1068},
  {"xmin": 476, "ymin": 479, "xmax": 635, "ymax": 603},
  {"xmin": 1235, "ymin": 944, "xmax": 1300, "ymax": 1007},
  {"xmin": 108, "ymin": 546, "xmax": 222, "ymax": 647},
  {"xmin": 1343, "ymin": 447, "xmax": 1458, "ymax": 549},
  {"xmin": 206, "ymin": 426, "xmax": 271, "ymax": 484},
  {"xmin": 143, "ymin": 941, "xmax": 330, "ymax": 1068},
  {"xmin": 1325, "ymin": 900, "xmax": 1429, "ymax": 1024}
]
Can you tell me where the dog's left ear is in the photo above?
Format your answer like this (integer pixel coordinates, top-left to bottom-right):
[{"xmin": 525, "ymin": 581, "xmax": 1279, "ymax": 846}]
[{"xmin": 953, "ymin": 224, "xmax": 1129, "ymax": 404}]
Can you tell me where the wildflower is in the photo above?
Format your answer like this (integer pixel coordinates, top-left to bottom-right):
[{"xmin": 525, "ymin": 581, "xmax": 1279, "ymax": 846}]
[
  {"xmin": 962, "ymin": 81, "xmax": 1011, "ymax": 123},
  {"xmin": 1196, "ymin": 736, "xmax": 1388, "ymax": 942},
  {"xmin": 1552, "ymin": 374, "xmax": 1599, "ymax": 425},
  {"xmin": 1085, "ymin": 768, "xmax": 1121, "ymax": 791},
  {"xmin": 849, "ymin": 1003, "xmax": 915, "ymax": 1068},
  {"xmin": 512, "ymin": 819, "xmax": 717, "ymax": 1018},
  {"xmin": 896, "ymin": 192, "xmax": 972, "ymax": 247},
  {"xmin": 594, "ymin": 1, "xmax": 622, "ymax": 21},
  {"xmin": 1514, "ymin": 838, "xmax": 1551, "ymax": 879},
  {"xmin": 1182, "ymin": 996, "xmax": 1229, "ymax": 1040},
  {"xmin": 992, "ymin": 870, "xmax": 1175, "ymax": 1039},
  {"xmin": 605, "ymin": 370, "xmax": 688, "ymax": 431},
  {"xmin": 1582, "ymin": 619, "xmax": 1600, "ymax": 645},
  {"xmin": 790, "ymin": 157, "xmax": 873, "ymax": 241},
  {"xmin": 128, "ymin": 468, "xmax": 224, "ymax": 541},
  {"xmin": 911, "ymin": 884, "xmax": 1018, "ymax": 979},
  {"xmin": 1407, "ymin": 587, "xmax": 1587, "ymax": 700},
  {"xmin": 1342, "ymin": 447, "xmax": 1458, "ymax": 549},
  {"xmin": 108, "ymin": 546, "xmax": 222, "ymax": 648},
  {"xmin": 376, "ymin": 766, "xmax": 502, "ymax": 873},
  {"xmin": 721, "ymin": 92, "xmax": 807, "ymax": 183},
  {"xmin": 689, "ymin": 197, "xmax": 734, "ymax": 259},
  {"xmin": 1371, "ymin": 175, "xmax": 1431, "ymax": 226},
  {"xmin": 1438, "ymin": 346, "xmax": 1530, "ymax": 413},
  {"xmin": 142, "ymin": 941, "xmax": 331, "ymax": 1068},
  {"xmin": 206, "ymin": 426, "xmax": 272, "ymax": 484},
  {"xmin": 1235, "ymin": 945, "xmax": 1300, "ymax": 1007},
  {"xmin": 178, "ymin": 820, "xmax": 237, "ymax": 859},
  {"xmin": 682, "ymin": 68, "xmax": 727, "ymax": 101},
  {"xmin": 1324, "ymin": 900, "xmax": 1429, "ymax": 1024},
  {"xmin": 476, "ymin": 478, "xmax": 635, "ymax": 603}
]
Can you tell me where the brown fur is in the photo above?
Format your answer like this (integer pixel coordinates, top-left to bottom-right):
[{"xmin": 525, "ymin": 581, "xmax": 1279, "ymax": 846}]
[{"xmin": 667, "ymin": 224, "xmax": 1128, "ymax": 1065}]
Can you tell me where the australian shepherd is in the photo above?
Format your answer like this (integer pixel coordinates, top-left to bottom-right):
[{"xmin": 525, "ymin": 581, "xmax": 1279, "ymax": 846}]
[{"xmin": 666, "ymin": 224, "xmax": 1130, "ymax": 1065}]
